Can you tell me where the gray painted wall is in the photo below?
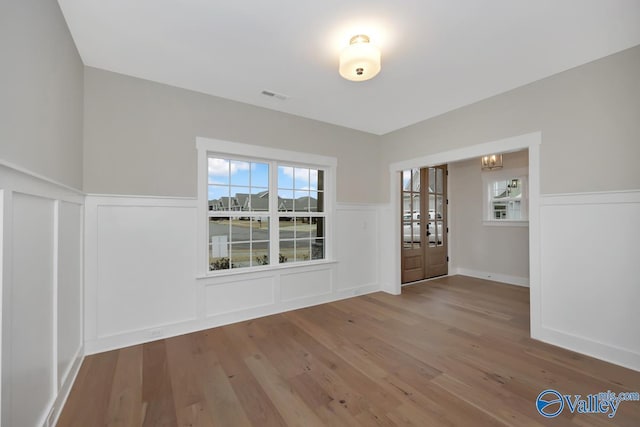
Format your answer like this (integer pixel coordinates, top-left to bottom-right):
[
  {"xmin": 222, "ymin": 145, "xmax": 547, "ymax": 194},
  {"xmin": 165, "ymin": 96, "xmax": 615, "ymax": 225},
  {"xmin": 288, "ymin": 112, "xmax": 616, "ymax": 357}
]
[
  {"xmin": 0, "ymin": 0, "xmax": 84, "ymax": 189},
  {"xmin": 380, "ymin": 45, "xmax": 640, "ymax": 200},
  {"xmin": 83, "ymin": 68, "xmax": 382, "ymax": 203},
  {"xmin": 449, "ymin": 150, "xmax": 529, "ymax": 281}
]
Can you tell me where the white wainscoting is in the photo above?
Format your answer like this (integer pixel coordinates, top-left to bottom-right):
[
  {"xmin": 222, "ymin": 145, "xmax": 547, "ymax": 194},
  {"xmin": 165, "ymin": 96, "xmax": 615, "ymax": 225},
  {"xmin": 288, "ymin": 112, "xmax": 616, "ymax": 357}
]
[
  {"xmin": 0, "ymin": 162, "xmax": 84, "ymax": 427},
  {"xmin": 84, "ymin": 198, "xmax": 381, "ymax": 354},
  {"xmin": 539, "ymin": 190, "xmax": 640, "ymax": 371}
]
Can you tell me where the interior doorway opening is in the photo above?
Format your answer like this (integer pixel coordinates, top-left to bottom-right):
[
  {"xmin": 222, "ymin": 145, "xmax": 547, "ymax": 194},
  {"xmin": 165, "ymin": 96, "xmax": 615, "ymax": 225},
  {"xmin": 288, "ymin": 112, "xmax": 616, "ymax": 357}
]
[
  {"xmin": 386, "ymin": 132, "xmax": 540, "ymax": 308},
  {"xmin": 447, "ymin": 149, "xmax": 530, "ymax": 286}
]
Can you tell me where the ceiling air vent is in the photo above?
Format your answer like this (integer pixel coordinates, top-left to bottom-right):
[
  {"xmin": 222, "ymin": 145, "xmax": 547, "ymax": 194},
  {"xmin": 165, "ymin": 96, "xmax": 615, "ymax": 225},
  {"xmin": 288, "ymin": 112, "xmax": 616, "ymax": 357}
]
[{"xmin": 261, "ymin": 90, "xmax": 288, "ymax": 100}]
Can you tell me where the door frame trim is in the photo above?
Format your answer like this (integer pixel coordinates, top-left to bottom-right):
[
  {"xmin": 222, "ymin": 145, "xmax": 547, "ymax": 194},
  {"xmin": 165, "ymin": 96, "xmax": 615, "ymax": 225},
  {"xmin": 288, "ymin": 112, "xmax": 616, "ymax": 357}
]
[{"xmin": 386, "ymin": 131, "xmax": 541, "ymax": 338}]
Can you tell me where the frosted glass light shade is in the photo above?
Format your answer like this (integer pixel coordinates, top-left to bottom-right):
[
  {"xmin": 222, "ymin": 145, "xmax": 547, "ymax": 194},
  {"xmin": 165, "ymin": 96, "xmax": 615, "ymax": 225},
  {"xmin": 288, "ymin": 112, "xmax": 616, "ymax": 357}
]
[{"xmin": 339, "ymin": 35, "xmax": 381, "ymax": 82}]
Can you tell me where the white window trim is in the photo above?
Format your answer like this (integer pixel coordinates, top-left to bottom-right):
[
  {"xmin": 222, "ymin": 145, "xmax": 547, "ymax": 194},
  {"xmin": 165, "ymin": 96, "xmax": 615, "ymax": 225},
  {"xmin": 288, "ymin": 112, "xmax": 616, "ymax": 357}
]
[
  {"xmin": 196, "ymin": 137, "xmax": 337, "ymax": 277},
  {"xmin": 482, "ymin": 167, "xmax": 529, "ymax": 226}
]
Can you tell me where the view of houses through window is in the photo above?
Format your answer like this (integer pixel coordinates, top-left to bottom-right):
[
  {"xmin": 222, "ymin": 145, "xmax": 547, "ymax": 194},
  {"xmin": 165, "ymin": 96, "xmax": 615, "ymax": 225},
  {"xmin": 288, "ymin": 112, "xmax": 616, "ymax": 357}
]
[
  {"xmin": 208, "ymin": 157, "xmax": 325, "ymax": 270},
  {"xmin": 483, "ymin": 173, "xmax": 528, "ymax": 222}
]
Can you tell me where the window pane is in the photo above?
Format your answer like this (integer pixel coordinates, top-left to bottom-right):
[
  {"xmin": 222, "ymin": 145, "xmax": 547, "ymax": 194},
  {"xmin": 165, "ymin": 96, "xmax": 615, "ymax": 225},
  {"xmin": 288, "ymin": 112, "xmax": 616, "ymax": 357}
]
[
  {"xmin": 310, "ymin": 169, "xmax": 318, "ymax": 191},
  {"xmin": 295, "ymin": 191, "xmax": 310, "ymax": 212},
  {"xmin": 317, "ymin": 191, "xmax": 325, "ymax": 213},
  {"xmin": 230, "ymin": 217, "xmax": 250, "ymax": 242},
  {"xmin": 229, "ymin": 187, "xmax": 247, "ymax": 211},
  {"xmin": 436, "ymin": 168, "xmax": 443, "ymax": 194},
  {"xmin": 412, "ymin": 194, "xmax": 420, "ymax": 219},
  {"xmin": 428, "ymin": 194, "xmax": 434, "ymax": 219},
  {"xmin": 278, "ymin": 166, "xmax": 294, "ymax": 189},
  {"xmin": 229, "ymin": 187, "xmax": 248, "ymax": 211},
  {"xmin": 230, "ymin": 161, "xmax": 250, "ymax": 186},
  {"xmin": 428, "ymin": 168, "xmax": 435, "ymax": 193},
  {"xmin": 278, "ymin": 189, "xmax": 294, "ymax": 212},
  {"xmin": 402, "ymin": 193, "xmax": 411, "ymax": 219},
  {"xmin": 250, "ymin": 217, "xmax": 269, "ymax": 241},
  {"xmin": 279, "ymin": 217, "xmax": 295, "ymax": 240},
  {"xmin": 312, "ymin": 239, "xmax": 324, "ymax": 260},
  {"xmin": 209, "ymin": 217, "xmax": 230, "ymax": 270},
  {"xmin": 436, "ymin": 221, "xmax": 444, "ymax": 246},
  {"xmin": 412, "ymin": 221, "xmax": 421, "ymax": 248},
  {"xmin": 436, "ymin": 195, "xmax": 444, "ymax": 220},
  {"xmin": 403, "ymin": 221, "xmax": 412, "ymax": 245},
  {"xmin": 246, "ymin": 187, "xmax": 268, "ymax": 211},
  {"xmin": 310, "ymin": 191, "xmax": 319, "ymax": 212},
  {"xmin": 251, "ymin": 162, "xmax": 269, "ymax": 188},
  {"xmin": 230, "ymin": 242, "xmax": 250, "ymax": 268},
  {"xmin": 493, "ymin": 181, "xmax": 508, "ymax": 199},
  {"xmin": 208, "ymin": 185, "xmax": 228, "ymax": 211},
  {"xmin": 310, "ymin": 217, "xmax": 324, "ymax": 238},
  {"xmin": 295, "ymin": 217, "xmax": 311, "ymax": 239},
  {"xmin": 295, "ymin": 240, "xmax": 311, "ymax": 261},
  {"xmin": 428, "ymin": 221, "xmax": 436, "ymax": 247},
  {"xmin": 508, "ymin": 179, "xmax": 521, "ymax": 198},
  {"xmin": 294, "ymin": 167, "xmax": 310, "ymax": 190},
  {"xmin": 509, "ymin": 201, "xmax": 522, "ymax": 219},
  {"xmin": 253, "ymin": 241, "xmax": 270, "ymax": 266},
  {"xmin": 317, "ymin": 170, "xmax": 325, "ymax": 192},
  {"xmin": 208, "ymin": 158, "xmax": 230, "ymax": 184},
  {"xmin": 279, "ymin": 240, "xmax": 294, "ymax": 263},
  {"xmin": 409, "ymin": 168, "xmax": 419, "ymax": 192},
  {"xmin": 493, "ymin": 202, "xmax": 507, "ymax": 219},
  {"xmin": 402, "ymin": 170, "xmax": 412, "ymax": 191}
]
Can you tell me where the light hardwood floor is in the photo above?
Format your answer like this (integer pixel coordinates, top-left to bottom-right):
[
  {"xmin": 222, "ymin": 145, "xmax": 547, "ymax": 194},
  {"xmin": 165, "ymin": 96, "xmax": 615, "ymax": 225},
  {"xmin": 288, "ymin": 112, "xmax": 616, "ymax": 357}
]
[{"xmin": 58, "ymin": 275, "xmax": 640, "ymax": 426}]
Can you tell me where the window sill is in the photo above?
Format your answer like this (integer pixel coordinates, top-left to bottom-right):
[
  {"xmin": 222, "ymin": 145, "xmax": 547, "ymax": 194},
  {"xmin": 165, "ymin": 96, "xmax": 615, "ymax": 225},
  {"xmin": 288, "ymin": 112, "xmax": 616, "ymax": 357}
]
[
  {"xmin": 483, "ymin": 220, "xmax": 529, "ymax": 227},
  {"xmin": 196, "ymin": 259, "xmax": 337, "ymax": 280}
]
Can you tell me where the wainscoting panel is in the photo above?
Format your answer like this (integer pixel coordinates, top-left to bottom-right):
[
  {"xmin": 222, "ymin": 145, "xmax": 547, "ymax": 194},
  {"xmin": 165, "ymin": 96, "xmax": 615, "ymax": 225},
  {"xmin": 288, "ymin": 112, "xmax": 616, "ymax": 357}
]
[
  {"xmin": 206, "ymin": 276, "xmax": 275, "ymax": 316},
  {"xmin": 0, "ymin": 162, "xmax": 85, "ymax": 427},
  {"xmin": 280, "ymin": 268, "xmax": 332, "ymax": 302},
  {"xmin": 335, "ymin": 205, "xmax": 379, "ymax": 291},
  {"xmin": 57, "ymin": 201, "xmax": 83, "ymax": 388},
  {"xmin": 7, "ymin": 193, "xmax": 55, "ymax": 427},
  {"xmin": 94, "ymin": 202, "xmax": 198, "ymax": 338},
  {"xmin": 539, "ymin": 190, "xmax": 640, "ymax": 371}
]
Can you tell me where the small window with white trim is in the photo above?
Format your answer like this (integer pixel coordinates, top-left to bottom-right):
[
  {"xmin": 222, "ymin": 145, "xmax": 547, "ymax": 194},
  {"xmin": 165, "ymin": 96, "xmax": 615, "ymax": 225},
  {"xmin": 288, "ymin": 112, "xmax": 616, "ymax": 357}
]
[
  {"xmin": 482, "ymin": 168, "xmax": 528, "ymax": 224},
  {"xmin": 198, "ymin": 138, "xmax": 334, "ymax": 274}
]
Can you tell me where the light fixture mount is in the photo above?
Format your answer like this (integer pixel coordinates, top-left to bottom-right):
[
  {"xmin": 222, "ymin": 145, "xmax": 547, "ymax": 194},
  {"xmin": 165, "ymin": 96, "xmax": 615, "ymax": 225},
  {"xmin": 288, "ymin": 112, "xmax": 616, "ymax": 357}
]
[{"xmin": 339, "ymin": 34, "xmax": 381, "ymax": 82}]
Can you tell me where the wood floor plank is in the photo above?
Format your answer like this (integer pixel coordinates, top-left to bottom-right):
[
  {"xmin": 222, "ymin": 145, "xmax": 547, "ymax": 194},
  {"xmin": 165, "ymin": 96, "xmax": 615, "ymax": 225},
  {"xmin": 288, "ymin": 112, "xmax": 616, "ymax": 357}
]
[
  {"xmin": 164, "ymin": 334, "xmax": 216, "ymax": 427},
  {"xmin": 141, "ymin": 339, "xmax": 178, "ymax": 427},
  {"xmin": 244, "ymin": 351, "xmax": 326, "ymax": 427},
  {"xmin": 57, "ymin": 349, "xmax": 119, "ymax": 426},
  {"xmin": 106, "ymin": 345, "xmax": 143, "ymax": 427},
  {"xmin": 57, "ymin": 276, "xmax": 640, "ymax": 426},
  {"xmin": 204, "ymin": 327, "xmax": 289, "ymax": 427}
]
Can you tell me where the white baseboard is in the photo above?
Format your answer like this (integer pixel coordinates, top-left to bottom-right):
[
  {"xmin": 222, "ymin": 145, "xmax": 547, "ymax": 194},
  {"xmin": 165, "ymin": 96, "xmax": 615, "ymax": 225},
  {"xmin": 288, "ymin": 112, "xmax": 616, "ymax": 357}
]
[
  {"xmin": 85, "ymin": 283, "xmax": 379, "ymax": 355},
  {"xmin": 45, "ymin": 346, "xmax": 84, "ymax": 427},
  {"xmin": 535, "ymin": 327, "xmax": 640, "ymax": 373},
  {"xmin": 455, "ymin": 267, "xmax": 529, "ymax": 287}
]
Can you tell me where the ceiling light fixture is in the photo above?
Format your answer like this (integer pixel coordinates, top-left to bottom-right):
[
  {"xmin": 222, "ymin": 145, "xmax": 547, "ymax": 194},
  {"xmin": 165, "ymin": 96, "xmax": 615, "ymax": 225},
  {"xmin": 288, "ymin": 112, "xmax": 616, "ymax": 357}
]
[
  {"xmin": 481, "ymin": 154, "xmax": 503, "ymax": 171},
  {"xmin": 339, "ymin": 34, "xmax": 381, "ymax": 82}
]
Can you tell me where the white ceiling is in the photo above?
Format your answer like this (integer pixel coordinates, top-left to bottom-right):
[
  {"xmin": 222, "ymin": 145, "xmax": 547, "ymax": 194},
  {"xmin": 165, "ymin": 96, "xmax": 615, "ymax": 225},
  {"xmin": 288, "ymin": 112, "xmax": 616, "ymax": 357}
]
[{"xmin": 58, "ymin": 0, "xmax": 640, "ymax": 135}]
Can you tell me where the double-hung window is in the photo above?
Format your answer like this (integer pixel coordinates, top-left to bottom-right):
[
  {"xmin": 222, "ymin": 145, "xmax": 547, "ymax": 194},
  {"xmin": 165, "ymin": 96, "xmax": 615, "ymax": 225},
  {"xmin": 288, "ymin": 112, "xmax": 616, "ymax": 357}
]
[
  {"xmin": 198, "ymin": 138, "xmax": 334, "ymax": 274},
  {"xmin": 482, "ymin": 167, "xmax": 528, "ymax": 225}
]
